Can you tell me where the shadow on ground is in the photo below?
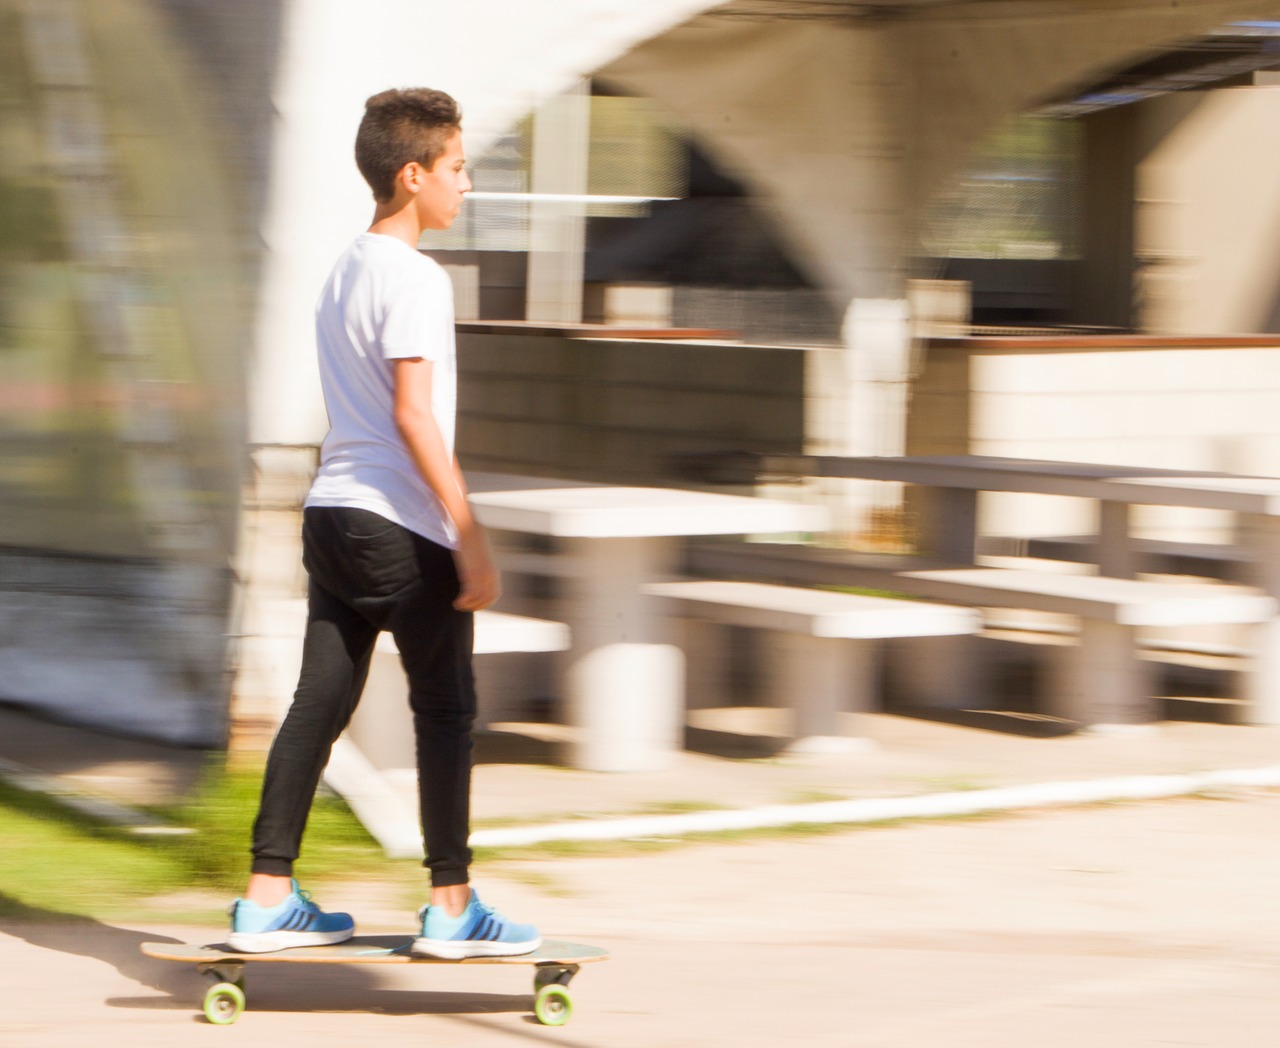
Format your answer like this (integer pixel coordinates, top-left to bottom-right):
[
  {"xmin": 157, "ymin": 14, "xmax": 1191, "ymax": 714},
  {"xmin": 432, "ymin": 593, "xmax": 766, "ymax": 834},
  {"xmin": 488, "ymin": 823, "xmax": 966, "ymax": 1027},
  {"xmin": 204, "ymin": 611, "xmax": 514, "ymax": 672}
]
[
  {"xmin": 0, "ymin": 894, "xmax": 539, "ymax": 1024},
  {"xmin": 0, "ymin": 892, "xmax": 189, "ymax": 1002}
]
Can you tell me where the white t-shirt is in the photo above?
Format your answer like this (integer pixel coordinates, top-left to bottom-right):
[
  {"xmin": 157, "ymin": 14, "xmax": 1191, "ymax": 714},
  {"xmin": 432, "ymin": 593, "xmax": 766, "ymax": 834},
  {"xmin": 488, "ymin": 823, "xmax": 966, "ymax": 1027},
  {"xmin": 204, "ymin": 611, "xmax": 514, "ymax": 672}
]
[{"xmin": 305, "ymin": 232, "xmax": 459, "ymax": 549}]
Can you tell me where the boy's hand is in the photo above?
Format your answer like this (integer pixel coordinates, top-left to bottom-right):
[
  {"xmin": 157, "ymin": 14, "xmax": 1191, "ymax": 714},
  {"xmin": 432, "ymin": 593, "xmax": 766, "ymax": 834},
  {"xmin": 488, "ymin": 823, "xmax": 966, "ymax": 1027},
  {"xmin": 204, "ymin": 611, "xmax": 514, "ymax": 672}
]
[{"xmin": 452, "ymin": 526, "xmax": 500, "ymax": 611}]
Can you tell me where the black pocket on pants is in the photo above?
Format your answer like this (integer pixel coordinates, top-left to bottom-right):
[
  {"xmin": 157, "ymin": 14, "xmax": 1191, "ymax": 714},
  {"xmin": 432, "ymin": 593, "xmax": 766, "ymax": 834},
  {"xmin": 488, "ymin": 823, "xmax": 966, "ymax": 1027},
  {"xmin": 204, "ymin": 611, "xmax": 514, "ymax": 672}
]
[{"xmin": 304, "ymin": 506, "xmax": 417, "ymax": 601}]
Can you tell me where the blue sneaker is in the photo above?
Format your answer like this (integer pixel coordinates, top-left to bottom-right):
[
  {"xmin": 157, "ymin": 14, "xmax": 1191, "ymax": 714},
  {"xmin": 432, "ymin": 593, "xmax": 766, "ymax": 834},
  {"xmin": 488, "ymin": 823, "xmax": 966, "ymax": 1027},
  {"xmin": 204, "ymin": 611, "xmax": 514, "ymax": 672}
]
[
  {"xmin": 412, "ymin": 890, "xmax": 541, "ymax": 959},
  {"xmin": 225, "ymin": 880, "xmax": 355, "ymax": 953}
]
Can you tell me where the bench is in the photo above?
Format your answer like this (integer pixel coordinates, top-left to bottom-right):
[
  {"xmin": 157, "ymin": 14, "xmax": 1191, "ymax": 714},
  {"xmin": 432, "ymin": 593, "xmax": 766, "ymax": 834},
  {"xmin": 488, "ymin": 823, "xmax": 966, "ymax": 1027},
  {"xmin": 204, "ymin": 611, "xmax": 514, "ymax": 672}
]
[
  {"xmin": 977, "ymin": 534, "xmax": 1251, "ymax": 583},
  {"xmin": 331, "ymin": 609, "xmax": 569, "ymax": 859},
  {"xmin": 348, "ymin": 610, "xmax": 571, "ymax": 771},
  {"xmin": 686, "ymin": 537, "xmax": 1271, "ymax": 702},
  {"xmin": 644, "ymin": 580, "xmax": 979, "ymax": 753},
  {"xmin": 690, "ymin": 453, "xmax": 1280, "ymax": 727},
  {"xmin": 252, "ymin": 599, "xmax": 567, "ymax": 651},
  {"xmin": 859, "ymin": 567, "xmax": 1276, "ymax": 728}
]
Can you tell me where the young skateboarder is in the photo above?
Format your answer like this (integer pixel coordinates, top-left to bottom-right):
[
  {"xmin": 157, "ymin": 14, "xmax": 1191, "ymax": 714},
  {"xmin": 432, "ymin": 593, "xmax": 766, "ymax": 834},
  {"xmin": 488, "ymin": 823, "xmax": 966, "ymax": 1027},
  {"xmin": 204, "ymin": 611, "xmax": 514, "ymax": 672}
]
[{"xmin": 227, "ymin": 88, "xmax": 540, "ymax": 960}]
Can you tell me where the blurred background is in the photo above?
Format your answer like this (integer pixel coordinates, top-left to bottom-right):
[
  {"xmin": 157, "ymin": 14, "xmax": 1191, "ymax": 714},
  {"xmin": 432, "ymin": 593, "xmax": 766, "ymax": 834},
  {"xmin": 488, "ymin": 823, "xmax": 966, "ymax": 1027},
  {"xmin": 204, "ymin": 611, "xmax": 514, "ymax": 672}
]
[{"xmin": 5, "ymin": 0, "xmax": 1280, "ymax": 758}]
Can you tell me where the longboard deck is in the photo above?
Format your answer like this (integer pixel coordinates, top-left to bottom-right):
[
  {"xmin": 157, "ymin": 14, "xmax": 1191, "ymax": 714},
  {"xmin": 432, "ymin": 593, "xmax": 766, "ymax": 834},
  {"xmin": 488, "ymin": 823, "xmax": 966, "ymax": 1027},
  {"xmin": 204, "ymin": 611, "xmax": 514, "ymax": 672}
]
[{"xmin": 141, "ymin": 935, "xmax": 608, "ymax": 967}]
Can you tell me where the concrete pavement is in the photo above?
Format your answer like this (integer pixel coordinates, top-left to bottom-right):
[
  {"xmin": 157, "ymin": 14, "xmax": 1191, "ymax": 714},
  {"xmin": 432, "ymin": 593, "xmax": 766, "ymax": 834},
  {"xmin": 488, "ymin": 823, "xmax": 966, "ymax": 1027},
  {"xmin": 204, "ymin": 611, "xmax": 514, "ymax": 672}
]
[
  {"xmin": 2, "ymin": 788, "xmax": 1278, "ymax": 1046},
  {"xmin": 2, "ymin": 703, "xmax": 1279, "ymax": 1044}
]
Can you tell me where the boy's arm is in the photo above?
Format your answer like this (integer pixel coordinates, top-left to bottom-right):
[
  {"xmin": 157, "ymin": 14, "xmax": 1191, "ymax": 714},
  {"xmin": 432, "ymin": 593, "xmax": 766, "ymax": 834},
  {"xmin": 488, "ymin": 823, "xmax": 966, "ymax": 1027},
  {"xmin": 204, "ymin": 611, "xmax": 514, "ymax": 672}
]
[{"xmin": 393, "ymin": 356, "xmax": 499, "ymax": 611}]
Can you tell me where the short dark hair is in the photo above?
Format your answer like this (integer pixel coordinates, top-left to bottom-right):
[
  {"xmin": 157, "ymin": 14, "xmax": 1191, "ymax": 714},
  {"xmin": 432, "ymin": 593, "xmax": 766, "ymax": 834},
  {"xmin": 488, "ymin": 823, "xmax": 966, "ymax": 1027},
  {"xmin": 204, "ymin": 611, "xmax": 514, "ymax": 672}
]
[{"xmin": 355, "ymin": 88, "xmax": 462, "ymax": 202}]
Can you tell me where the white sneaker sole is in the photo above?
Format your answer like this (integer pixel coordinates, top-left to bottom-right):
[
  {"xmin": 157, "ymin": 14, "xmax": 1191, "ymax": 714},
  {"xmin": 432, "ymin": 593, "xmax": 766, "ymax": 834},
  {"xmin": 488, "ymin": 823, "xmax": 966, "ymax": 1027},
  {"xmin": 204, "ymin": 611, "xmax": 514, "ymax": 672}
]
[
  {"xmin": 225, "ymin": 927, "xmax": 354, "ymax": 954},
  {"xmin": 410, "ymin": 935, "xmax": 542, "ymax": 960}
]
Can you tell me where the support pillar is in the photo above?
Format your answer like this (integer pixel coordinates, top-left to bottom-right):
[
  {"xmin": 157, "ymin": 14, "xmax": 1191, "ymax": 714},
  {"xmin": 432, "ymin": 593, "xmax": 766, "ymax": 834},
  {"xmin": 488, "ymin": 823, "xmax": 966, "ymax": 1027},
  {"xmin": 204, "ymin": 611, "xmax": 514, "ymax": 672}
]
[
  {"xmin": 561, "ymin": 536, "xmax": 684, "ymax": 771},
  {"xmin": 1050, "ymin": 619, "xmax": 1156, "ymax": 728},
  {"xmin": 525, "ymin": 79, "xmax": 590, "ymax": 324}
]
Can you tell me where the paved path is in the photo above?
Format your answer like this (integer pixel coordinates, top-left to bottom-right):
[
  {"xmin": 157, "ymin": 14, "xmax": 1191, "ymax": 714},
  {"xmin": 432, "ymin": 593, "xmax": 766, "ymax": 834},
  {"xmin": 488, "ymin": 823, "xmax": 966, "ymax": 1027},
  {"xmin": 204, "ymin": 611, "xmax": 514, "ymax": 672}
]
[{"xmin": 3, "ymin": 788, "xmax": 1278, "ymax": 1047}]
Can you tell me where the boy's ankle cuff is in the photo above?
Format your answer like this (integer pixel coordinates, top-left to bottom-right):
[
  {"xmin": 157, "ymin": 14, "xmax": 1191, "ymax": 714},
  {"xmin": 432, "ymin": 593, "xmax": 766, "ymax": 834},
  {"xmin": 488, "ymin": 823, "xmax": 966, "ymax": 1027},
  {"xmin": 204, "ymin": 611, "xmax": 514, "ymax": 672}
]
[{"xmin": 250, "ymin": 858, "xmax": 294, "ymax": 877}]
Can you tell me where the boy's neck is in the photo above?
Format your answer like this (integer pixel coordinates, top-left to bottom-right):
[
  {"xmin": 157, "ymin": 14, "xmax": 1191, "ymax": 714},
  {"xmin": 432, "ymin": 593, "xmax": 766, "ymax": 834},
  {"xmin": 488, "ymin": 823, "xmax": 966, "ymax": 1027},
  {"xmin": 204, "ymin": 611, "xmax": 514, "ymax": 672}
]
[{"xmin": 368, "ymin": 198, "xmax": 422, "ymax": 248}]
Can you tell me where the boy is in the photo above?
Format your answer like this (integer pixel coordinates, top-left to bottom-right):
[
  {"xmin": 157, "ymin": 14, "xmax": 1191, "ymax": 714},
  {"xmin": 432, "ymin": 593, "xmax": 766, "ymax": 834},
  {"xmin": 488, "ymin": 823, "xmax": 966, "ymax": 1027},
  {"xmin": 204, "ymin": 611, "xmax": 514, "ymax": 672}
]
[{"xmin": 226, "ymin": 88, "xmax": 540, "ymax": 960}]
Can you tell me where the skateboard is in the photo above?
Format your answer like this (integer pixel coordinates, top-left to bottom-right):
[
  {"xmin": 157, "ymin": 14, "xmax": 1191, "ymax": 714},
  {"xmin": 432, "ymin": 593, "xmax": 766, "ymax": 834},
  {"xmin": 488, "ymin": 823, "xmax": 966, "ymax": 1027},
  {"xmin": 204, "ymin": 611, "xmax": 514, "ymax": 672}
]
[{"xmin": 140, "ymin": 936, "xmax": 609, "ymax": 1026}]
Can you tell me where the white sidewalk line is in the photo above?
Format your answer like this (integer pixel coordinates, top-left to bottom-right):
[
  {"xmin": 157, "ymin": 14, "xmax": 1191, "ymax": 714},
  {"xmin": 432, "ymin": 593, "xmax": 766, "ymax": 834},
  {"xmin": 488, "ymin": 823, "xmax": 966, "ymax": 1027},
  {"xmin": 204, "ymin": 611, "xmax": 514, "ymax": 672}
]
[{"xmin": 468, "ymin": 765, "xmax": 1280, "ymax": 849}]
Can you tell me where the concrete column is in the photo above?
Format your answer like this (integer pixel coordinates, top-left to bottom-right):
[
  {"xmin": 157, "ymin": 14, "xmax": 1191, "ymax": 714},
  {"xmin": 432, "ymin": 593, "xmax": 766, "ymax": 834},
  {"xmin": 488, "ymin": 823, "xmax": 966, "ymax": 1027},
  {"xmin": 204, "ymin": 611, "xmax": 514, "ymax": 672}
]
[
  {"xmin": 1237, "ymin": 513, "xmax": 1280, "ymax": 725},
  {"xmin": 1076, "ymin": 105, "xmax": 1138, "ymax": 331},
  {"xmin": 762, "ymin": 632, "xmax": 873, "ymax": 754},
  {"xmin": 561, "ymin": 536, "xmax": 684, "ymax": 771},
  {"xmin": 1050, "ymin": 619, "xmax": 1156, "ymax": 728},
  {"xmin": 888, "ymin": 634, "xmax": 983, "ymax": 711},
  {"xmin": 916, "ymin": 487, "xmax": 978, "ymax": 563},
  {"xmin": 810, "ymin": 298, "xmax": 913, "ymax": 535},
  {"xmin": 525, "ymin": 79, "xmax": 591, "ymax": 323},
  {"xmin": 225, "ymin": 446, "xmax": 314, "ymax": 758},
  {"xmin": 1096, "ymin": 501, "xmax": 1138, "ymax": 579},
  {"xmin": 680, "ymin": 618, "xmax": 735, "ymax": 711}
]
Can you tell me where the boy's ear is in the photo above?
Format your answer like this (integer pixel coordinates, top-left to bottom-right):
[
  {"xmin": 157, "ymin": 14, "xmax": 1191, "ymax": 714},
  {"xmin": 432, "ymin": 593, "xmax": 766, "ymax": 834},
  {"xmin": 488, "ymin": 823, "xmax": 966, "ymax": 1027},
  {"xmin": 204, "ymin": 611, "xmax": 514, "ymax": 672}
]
[{"xmin": 397, "ymin": 162, "xmax": 422, "ymax": 194}]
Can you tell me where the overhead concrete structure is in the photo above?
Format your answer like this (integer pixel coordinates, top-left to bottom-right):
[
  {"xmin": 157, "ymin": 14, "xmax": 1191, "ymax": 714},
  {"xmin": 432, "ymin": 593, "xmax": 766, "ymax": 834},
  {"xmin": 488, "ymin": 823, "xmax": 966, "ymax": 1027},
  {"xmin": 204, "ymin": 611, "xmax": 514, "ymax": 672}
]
[
  {"xmin": 250, "ymin": 0, "xmax": 1280, "ymax": 447},
  {"xmin": 592, "ymin": 0, "xmax": 1280, "ymax": 508},
  {"xmin": 6, "ymin": 0, "xmax": 1280, "ymax": 744},
  {"xmin": 234, "ymin": 0, "xmax": 1280, "ymax": 746}
]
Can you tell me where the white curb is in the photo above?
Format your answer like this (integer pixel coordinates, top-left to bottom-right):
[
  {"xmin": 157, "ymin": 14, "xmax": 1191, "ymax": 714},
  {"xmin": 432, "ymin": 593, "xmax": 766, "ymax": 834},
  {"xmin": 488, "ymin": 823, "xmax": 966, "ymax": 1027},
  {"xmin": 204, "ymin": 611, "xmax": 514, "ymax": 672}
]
[{"xmin": 468, "ymin": 765, "xmax": 1280, "ymax": 849}]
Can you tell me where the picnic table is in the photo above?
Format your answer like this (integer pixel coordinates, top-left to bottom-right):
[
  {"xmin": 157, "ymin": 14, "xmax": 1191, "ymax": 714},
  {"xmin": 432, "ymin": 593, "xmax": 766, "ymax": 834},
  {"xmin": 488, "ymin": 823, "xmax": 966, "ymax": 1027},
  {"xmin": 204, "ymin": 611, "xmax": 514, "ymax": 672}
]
[
  {"xmin": 466, "ymin": 472, "xmax": 829, "ymax": 771},
  {"xmin": 744, "ymin": 454, "xmax": 1280, "ymax": 725},
  {"xmin": 754, "ymin": 454, "xmax": 1280, "ymax": 571}
]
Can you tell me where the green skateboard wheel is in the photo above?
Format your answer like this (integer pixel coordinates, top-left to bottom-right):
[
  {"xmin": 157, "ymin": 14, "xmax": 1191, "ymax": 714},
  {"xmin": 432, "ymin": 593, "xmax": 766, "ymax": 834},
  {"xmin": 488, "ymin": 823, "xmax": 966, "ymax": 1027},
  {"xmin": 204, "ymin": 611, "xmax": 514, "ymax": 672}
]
[
  {"xmin": 203, "ymin": 981, "xmax": 246, "ymax": 1025},
  {"xmin": 533, "ymin": 983, "xmax": 573, "ymax": 1026}
]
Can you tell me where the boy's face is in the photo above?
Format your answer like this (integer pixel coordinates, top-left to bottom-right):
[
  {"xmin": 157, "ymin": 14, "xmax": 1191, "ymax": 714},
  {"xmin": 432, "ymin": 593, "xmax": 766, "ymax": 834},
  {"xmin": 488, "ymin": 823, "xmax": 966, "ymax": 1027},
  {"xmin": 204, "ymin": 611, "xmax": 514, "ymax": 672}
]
[{"xmin": 410, "ymin": 130, "xmax": 471, "ymax": 230}]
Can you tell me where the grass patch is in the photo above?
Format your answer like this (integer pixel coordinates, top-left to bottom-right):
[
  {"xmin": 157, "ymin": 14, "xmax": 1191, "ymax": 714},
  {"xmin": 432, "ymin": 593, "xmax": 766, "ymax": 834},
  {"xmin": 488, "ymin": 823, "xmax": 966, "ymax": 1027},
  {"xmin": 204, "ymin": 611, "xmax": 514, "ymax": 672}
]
[
  {"xmin": 0, "ymin": 758, "xmax": 387, "ymax": 923},
  {"xmin": 162, "ymin": 761, "xmax": 385, "ymax": 894},
  {"xmin": 0, "ymin": 778, "xmax": 192, "ymax": 920}
]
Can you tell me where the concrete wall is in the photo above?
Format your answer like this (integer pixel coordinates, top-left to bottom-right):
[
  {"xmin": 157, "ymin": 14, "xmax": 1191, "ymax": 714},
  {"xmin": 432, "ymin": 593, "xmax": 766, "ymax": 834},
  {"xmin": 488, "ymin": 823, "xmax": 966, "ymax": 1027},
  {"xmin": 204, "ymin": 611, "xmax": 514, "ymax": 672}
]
[
  {"xmin": 453, "ymin": 329, "xmax": 1280, "ymax": 550},
  {"xmin": 457, "ymin": 330, "xmax": 808, "ymax": 484},
  {"xmin": 907, "ymin": 335, "xmax": 1280, "ymax": 542},
  {"xmin": 1137, "ymin": 86, "xmax": 1280, "ymax": 335}
]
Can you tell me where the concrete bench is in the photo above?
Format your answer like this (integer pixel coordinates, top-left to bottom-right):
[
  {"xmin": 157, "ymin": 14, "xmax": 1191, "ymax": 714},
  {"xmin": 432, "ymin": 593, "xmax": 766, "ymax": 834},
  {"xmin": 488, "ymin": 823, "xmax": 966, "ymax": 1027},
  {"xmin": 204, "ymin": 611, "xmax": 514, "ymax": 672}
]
[
  {"xmin": 977, "ymin": 534, "xmax": 1252, "ymax": 582},
  {"xmin": 255, "ymin": 601, "xmax": 568, "ymax": 774},
  {"xmin": 242, "ymin": 599, "xmax": 569, "ymax": 858},
  {"xmin": 252, "ymin": 599, "xmax": 567, "ymax": 654},
  {"xmin": 864, "ymin": 567, "xmax": 1276, "ymax": 728},
  {"xmin": 328, "ymin": 608, "xmax": 569, "ymax": 859},
  {"xmin": 348, "ymin": 610, "xmax": 571, "ymax": 770},
  {"xmin": 644, "ymin": 580, "xmax": 980, "ymax": 753}
]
